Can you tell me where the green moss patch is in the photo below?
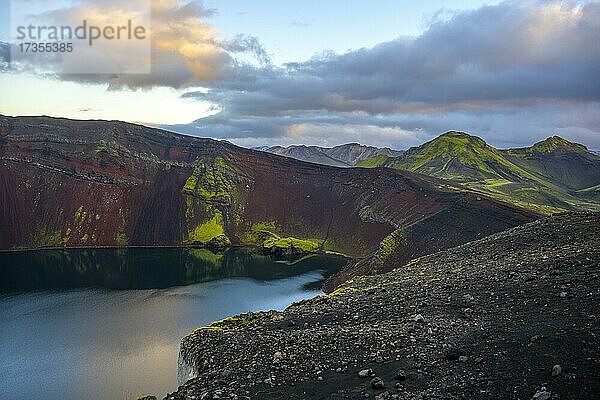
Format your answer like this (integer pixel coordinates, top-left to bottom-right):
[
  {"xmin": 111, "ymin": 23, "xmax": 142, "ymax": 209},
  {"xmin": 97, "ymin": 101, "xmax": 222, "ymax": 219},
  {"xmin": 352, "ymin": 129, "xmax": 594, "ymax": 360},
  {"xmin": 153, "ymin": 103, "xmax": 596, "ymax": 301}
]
[
  {"xmin": 192, "ymin": 315, "xmax": 252, "ymax": 333},
  {"xmin": 187, "ymin": 211, "xmax": 225, "ymax": 245},
  {"xmin": 115, "ymin": 208, "xmax": 128, "ymax": 246},
  {"xmin": 182, "ymin": 156, "xmax": 240, "ymax": 205},
  {"xmin": 240, "ymin": 221, "xmax": 322, "ymax": 255},
  {"xmin": 182, "ymin": 156, "xmax": 249, "ymax": 248},
  {"xmin": 34, "ymin": 228, "xmax": 65, "ymax": 247},
  {"xmin": 372, "ymin": 230, "xmax": 405, "ymax": 271},
  {"xmin": 263, "ymin": 236, "xmax": 321, "ymax": 254},
  {"xmin": 94, "ymin": 139, "xmax": 120, "ymax": 156}
]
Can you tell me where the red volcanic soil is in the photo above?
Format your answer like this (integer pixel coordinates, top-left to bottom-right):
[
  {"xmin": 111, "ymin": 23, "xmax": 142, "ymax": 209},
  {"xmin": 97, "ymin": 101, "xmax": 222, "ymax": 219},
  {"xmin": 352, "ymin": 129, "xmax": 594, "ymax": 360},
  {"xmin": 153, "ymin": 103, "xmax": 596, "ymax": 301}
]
[{"xmin": 0, "ymin": 116, "xmax": 538, "ymax": 281}]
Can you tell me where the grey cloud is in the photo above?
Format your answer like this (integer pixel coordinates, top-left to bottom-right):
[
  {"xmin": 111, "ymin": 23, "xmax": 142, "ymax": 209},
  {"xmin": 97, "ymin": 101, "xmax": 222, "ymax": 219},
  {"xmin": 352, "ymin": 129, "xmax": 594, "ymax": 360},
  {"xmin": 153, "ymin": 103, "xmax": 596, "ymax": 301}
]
[
  {"xmin": 0, "ymin": 42, "xmax": 9, "ymax": 70},
  {"xmin": 165, "ymin": 102, "xmax": 600, "ymax": 150},
  {"xmin": 172, "ymin": 1, "xmax": 600, "ymax": 149},
  {"xmin": 217, "ymin": 35, "xmax": 272, "ymax": 66}
]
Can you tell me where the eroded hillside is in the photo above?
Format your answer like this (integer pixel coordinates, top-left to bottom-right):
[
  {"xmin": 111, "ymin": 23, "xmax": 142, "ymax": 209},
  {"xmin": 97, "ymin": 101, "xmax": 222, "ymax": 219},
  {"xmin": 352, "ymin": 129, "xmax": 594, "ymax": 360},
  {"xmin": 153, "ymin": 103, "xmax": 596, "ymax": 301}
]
[{"xmin": 0, "ymin": 117, "xmax": 536, "ymax": 268}]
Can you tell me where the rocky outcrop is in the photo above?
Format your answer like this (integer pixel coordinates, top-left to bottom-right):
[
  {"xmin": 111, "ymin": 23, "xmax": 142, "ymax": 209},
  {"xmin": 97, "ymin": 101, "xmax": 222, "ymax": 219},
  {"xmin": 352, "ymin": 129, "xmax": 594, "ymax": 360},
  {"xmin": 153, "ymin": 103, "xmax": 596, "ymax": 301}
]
[{"xmin": 168, "ymin": 212, "xmax": 600, "ymax": 400}]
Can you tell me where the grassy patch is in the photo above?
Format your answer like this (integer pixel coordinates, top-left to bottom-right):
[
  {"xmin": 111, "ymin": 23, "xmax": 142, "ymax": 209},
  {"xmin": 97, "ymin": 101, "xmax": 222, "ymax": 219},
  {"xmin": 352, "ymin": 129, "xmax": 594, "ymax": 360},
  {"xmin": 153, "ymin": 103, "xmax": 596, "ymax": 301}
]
[
  {"xmin": 328, "ymin": 286, "xmax": 358, "ymax": 297},
  {"xmin": 355, "ymin": 154, "xmax": 390, "ymax": 168},
  {"xmin": 115, "ymin": 208, "xmax": 128, "ymax": 246},
  {"xmin": 372, "ymin": 230, "xmax": 405, "ymax": 269},
  {"xmin": 182, "ymin": 156, "xmax": 240, "ymax": 204},
  {"xmin": 94, "ymin": 139, "xmax": 120, "ymax": 156}
]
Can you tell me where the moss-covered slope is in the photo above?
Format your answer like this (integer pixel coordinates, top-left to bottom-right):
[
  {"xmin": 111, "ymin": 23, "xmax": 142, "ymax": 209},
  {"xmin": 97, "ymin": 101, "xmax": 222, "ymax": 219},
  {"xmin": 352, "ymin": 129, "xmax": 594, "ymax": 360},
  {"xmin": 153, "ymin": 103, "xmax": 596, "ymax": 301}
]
[{"xmin": 358, "ymin": 132, "xmax": 600, "ymax": 214}]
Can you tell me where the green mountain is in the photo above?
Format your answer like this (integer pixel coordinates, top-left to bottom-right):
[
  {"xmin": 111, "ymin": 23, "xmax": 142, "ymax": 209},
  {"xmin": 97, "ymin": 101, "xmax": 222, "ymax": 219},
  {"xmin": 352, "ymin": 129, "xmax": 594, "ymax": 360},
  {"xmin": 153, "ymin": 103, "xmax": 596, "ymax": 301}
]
[
  {"xmin": 505, "ymin": 136, "xmax": 600, "ymax": 191},
  {"xmin": 357, "ymin": 132, "xmax": 600, "ymax": 214}
]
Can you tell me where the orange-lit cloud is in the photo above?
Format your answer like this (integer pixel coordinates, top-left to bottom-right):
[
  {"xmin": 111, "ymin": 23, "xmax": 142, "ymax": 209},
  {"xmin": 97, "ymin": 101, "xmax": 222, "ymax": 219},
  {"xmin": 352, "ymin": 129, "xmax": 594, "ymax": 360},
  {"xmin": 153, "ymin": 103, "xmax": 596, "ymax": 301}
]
[{"xmin": 7, "ymin": 0, "xmax": 269, "ymax": 88}]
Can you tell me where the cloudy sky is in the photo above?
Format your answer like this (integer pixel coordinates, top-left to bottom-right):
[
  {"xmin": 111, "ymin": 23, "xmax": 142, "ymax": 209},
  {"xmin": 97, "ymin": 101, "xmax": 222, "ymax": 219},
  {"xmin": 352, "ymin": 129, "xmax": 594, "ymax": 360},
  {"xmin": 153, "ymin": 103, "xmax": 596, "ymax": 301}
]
[{"xmin": 1, "ymin": 0, "xmax": 599, "ymax": 150}]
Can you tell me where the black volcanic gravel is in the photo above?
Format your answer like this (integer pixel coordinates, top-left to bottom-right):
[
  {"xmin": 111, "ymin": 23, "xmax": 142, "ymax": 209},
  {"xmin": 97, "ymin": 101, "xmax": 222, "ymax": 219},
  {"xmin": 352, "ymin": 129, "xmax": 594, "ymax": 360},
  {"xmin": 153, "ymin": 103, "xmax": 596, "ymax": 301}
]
[{"xmin": 165, "ymin": 212, "xmax": 600, "ymax": 400}]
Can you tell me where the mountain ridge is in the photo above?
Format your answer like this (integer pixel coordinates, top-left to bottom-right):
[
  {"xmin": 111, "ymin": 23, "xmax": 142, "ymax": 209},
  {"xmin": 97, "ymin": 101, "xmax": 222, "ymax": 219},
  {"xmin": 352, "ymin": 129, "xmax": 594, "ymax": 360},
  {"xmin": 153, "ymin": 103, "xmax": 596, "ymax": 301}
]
[
  {"xmin": 260, "ymin": 143, "xmax": 404, "ymax": 167},
  {"xmin": 357, "ymin": 131, "xmax": 600, "ymax": 214}
]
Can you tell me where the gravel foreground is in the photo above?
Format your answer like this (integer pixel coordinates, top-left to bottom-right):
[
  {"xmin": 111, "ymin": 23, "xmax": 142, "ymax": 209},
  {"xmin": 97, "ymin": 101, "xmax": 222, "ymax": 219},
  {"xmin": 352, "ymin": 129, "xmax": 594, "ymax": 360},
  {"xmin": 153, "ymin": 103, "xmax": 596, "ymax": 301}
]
[{"xmin": 165, "ymin": 212, "xmax": 600, "ymax": 400}]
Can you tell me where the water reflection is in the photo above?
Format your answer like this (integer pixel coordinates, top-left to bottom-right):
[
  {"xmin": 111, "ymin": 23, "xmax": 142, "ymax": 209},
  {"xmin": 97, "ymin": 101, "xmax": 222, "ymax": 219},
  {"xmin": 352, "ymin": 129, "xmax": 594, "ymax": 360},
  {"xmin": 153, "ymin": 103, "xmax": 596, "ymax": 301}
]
[{"xmin": 0, "ymin": 247, "xmax": 347, "ymax": 292}]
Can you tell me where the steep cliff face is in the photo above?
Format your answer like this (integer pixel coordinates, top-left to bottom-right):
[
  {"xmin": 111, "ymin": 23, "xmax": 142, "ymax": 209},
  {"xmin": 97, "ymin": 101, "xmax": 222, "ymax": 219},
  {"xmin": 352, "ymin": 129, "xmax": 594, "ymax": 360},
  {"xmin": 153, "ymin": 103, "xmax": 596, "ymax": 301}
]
[{"xmin": 0, "ymin": 116, "xmax": 537, "ymax": 265}]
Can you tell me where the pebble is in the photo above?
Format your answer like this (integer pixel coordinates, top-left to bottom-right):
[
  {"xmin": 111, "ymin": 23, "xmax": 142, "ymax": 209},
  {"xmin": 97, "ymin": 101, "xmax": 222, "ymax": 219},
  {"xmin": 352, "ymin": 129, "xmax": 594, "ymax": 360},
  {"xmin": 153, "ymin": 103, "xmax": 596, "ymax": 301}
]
[
  {"xmin": 532, "ymin": 386, "xmax": 551, "ymax": 400},
  {"xmin": 359, "ymin": 368, "xmax": 374, "ymax": 378},
  {"xmin": 413, "ymin": 314, "xmax": 425, "ymax": 323},
  {"xmin": 395, "ymin": 370, "xmax": 407, "ymax": 380},
  {"xmin": 552, "ymin": 364, "xmax": 562, "ymax": 376},
  {"xmin": 370, "ymin": 377, "xmax": 385, "ymax": 389},
  {"xmin": 374, "ymin": 391, "xmax": 390, "ymax": 400},
  {"xmin": 458, "ymin": 356, "xmax": 469, "ymax": 362},
  {"xmin": 444, "ymin": 348, "xmax": 465, "ymax": 361}
]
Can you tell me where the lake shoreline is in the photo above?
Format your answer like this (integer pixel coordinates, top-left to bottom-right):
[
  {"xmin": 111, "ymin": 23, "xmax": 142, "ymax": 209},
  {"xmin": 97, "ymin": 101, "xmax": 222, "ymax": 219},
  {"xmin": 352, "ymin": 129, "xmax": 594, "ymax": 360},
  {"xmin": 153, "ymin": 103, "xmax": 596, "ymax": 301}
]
[{"xmin": 0, "ymin": 247, "xmax": 346, "ymax": 400}]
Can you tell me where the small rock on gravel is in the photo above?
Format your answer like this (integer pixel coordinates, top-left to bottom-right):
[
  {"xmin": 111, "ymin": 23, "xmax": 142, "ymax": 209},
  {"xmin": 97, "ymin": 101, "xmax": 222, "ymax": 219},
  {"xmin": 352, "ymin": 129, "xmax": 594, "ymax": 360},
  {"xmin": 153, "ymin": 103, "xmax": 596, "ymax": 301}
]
[
  {"xmin": 395, "ymin": 370, "xmax": 407, "ymax": 380},
  {"xmin": 552, "ymin": 364, "xmax": 562, "ymax": 376},
  {"xmin": 374, "ymin": 391, "xmax": 390, "ymax": 400},
  {"xmin": 370, "ymin": 377, "xmax": 385, "ymax": 389},
  {"xmin": 532, "ymin": 387, "xmax": 551, "ymax": 400},
  {"xmin": 359, "ymin": 369, "xmax": 374, "ymax": 378},
  {"xmin": 444, "ymin": 348, "xmax": 466, "ymax": 361}
]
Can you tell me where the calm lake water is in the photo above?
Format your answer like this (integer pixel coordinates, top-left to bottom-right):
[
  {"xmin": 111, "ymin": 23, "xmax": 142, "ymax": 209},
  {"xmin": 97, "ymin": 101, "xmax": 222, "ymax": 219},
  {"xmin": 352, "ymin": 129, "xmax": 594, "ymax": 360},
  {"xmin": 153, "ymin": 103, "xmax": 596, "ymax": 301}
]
[{"xmin": 0, "ymin": 248, "xmax": 346, "ymax": 400}]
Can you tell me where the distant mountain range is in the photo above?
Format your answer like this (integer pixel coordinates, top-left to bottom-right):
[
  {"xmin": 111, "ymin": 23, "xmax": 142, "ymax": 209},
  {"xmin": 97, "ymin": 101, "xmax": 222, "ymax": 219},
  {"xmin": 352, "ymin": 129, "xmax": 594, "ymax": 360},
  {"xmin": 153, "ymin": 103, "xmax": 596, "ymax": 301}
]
[
  {"xmin": 255, "ymin": 143, "xmax": 404, "ymax": 167},
  {"xmin": 356, "ymin": 132, "xmax": 600, "ymax": 214}
]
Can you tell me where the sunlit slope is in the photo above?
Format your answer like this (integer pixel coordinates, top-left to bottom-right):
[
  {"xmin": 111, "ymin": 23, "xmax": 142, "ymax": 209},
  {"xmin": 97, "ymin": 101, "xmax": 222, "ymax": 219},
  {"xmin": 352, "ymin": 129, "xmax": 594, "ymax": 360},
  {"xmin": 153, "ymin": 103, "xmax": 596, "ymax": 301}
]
[{"xmin": 357, "ymin": 132, "xmax": 600, "ymax": 213}]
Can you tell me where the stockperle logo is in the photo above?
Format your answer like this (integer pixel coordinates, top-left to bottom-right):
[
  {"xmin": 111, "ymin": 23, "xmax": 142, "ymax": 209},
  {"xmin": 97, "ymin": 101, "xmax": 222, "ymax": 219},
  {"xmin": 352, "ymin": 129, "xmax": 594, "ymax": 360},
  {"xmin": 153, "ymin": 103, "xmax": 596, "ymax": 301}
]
[{"xmin": 9, "ymin": 0, "xmax": 151, "ymax": 74}]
